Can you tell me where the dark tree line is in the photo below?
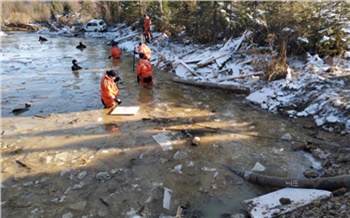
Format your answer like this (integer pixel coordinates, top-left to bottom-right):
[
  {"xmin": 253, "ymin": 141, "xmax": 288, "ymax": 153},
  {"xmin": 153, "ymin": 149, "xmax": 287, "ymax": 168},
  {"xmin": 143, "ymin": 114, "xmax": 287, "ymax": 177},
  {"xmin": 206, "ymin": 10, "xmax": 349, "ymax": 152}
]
[{"xmin": 2, "ymin": 1, "xmax": 349, "ymax": 57}]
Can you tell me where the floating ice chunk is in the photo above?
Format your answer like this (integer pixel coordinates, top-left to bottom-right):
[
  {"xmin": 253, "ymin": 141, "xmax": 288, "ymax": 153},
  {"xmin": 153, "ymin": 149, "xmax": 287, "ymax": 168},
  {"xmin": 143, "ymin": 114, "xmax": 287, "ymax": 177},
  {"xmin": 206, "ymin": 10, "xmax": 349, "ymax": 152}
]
[
  {"xmin": 315, "ymin": 117, "xmax": 326, "ymax": 126},
  {"xmin": 77, "ymin": 171, "xmax": 87, "ymax": 179},
  {"xmin": 163, "ymin": 187, "xmax": 172, "ymax": 210},
  {"xmin": 62, "ymin": 212, "xmax": 73, "ymax": 218},
  {"xmin": 251, "ymin": 162, "xmax": 266, "ymax": 172},
  {"xmin": 170, "ymin": 164, "xmax": 182, "ymax": 174},
  {"xmin": 326, "ymin": 115, "xmax": 338, "ymax": 123},
  {"xmin": 304, "ymin": 103, "xmax": 319, "ymax": 115},
  {"xmin": 281, "ymin": 133, "xmax": 292, "ymax": 141},
  {"xmin": 246, "ymin": 87, "xmax": 275, "ymax": 105},
  {"xmin": 201, "ymin": 167, "xmax": 216, "ymax": 172},
  {"xmin": 152, "ymin": 132, "xmax": 173, "ymax": 151}
]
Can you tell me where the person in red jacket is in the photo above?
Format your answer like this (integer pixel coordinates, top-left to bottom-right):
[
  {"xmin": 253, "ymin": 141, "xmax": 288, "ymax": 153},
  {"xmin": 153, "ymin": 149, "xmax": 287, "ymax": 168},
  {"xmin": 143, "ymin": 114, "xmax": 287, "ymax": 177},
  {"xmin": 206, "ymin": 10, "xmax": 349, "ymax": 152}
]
[
  {"xmin": 136, "ymin": 53, "xmax": 153, "ymax": 87},
  {"xmin": 109, "ymin": 42, "xmax": 122, "ymax": 59},
  {"xmin": 143, "ymin": 14, "xmax": 152, "ymax": 43},
  {"xmin": 134, "ymin": 42, "xmax": 151, "ymax": 60},
  {"xmin": 100, "ymin": 70, "xmax": 122, "ymax": 108}
]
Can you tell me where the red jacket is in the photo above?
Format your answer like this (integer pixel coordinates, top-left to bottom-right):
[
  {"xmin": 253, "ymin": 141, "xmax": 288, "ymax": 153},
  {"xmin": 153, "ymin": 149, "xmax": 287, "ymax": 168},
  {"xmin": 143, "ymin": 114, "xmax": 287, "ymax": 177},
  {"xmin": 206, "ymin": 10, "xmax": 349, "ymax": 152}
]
[
  {"xmin": 100, "ymin": 73, "xmax": 119, "ymax": 108},
  {"xmin": 138, "ymin": 44, "xmax": 151, "ymax": 60},
  {"xmin": 144, "ymin": 17, "xmax": 151, "ymax": 32},
  {"xmin": 110, "ymin": 46, "xmax": 122, "ymax": 59},
  {"xmin": 136, "ymin": 59, "xmax": 153, "ymax": 87}
]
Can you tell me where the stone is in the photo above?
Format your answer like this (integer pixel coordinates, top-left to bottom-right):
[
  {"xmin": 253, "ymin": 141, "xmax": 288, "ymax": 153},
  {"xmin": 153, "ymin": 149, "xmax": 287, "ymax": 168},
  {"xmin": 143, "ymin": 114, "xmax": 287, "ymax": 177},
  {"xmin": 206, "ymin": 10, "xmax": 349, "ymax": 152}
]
[{"xmin": 303, "ymin": 170, "xmax": 319, "ymax": 178}]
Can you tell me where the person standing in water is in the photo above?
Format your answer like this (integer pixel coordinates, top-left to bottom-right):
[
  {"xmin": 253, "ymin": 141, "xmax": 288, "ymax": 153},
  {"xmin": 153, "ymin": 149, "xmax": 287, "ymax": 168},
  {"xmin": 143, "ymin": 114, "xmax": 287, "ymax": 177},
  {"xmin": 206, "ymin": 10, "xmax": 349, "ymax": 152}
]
[
  {"xmin": 134, "ymin": 42, "xmax": 151, "ymax": 60},
  {"xmin": 136, "ymin": 53, "xmax": 153, "ymax": 87},
  {"xmin": 100, "ymin": 70, "xmax": 122, "ymax": 108},
  {"xmin": 109, "ymin": 42, "xmax": 122, "ymax": 59},
  {"xmin": 71, "ymin": 59, "xmax": 82, "ymax": 71}
]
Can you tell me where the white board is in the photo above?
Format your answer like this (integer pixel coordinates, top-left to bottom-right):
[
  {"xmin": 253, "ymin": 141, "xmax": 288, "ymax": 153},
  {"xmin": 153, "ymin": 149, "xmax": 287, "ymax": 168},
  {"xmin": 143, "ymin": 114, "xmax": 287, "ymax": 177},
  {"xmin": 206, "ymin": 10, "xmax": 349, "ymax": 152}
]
[
  {"xmin": 243, "ymin": 188, "xmax": 332, "ymax": 218},
  {"xmin": 110, "ymin": 106, "xmax": 139, "ymax": 115}
]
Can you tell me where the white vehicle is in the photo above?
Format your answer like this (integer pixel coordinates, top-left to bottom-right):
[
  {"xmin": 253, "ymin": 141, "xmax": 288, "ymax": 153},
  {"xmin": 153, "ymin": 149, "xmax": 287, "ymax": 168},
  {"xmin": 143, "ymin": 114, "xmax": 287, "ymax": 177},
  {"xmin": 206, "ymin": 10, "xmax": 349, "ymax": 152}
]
[{"xmin": 83, "ymin": 19, "xmax": 107, "ymax": 32}]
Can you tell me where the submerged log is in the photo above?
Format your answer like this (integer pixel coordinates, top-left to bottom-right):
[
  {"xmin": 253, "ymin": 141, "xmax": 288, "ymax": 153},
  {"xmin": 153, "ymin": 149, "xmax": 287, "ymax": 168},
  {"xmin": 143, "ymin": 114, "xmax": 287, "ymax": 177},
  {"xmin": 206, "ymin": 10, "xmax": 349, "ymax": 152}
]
[
  {"xmin": 172, "ymin": 77, "xmax": 250, "ymax": 94},
  {"xmin": 229, "ymin": 168, "xmax": 350, "ymax": 191}
]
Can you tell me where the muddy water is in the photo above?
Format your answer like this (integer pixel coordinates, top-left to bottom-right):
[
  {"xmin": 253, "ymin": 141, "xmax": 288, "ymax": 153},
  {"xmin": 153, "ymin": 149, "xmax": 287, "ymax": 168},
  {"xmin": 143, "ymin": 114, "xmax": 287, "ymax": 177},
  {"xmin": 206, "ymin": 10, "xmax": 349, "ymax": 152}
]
[{"xmin": 1, "ymin": 32, "xmax": 320, "ymax": 217}]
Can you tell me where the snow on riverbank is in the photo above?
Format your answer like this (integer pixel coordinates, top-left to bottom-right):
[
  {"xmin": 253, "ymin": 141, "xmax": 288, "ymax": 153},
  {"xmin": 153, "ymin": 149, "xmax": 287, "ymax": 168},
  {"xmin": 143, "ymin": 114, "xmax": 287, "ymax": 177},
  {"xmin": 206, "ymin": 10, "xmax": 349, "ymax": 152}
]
[{"xmin": 4, "ymin": 24, "xmax": 350, "ymax": 133}]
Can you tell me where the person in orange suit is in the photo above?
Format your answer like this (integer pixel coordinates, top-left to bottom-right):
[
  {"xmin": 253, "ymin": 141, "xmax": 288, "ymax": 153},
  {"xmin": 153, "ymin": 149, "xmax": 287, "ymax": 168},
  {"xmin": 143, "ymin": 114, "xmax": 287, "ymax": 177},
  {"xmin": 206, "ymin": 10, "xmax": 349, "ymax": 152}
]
[
  {"xmin": 143, "ymin": 14, "xmax": 152, "ymax": 43},
  {"xmin": 134, "ymin": 42, "xmax": 151, "ymax": 60},
  {"xmin": 136, "ymin": 53, "xmax": 153, "ymax": 87},
  {"xmin": 109, "ymin": 42, "xmax": 122, "ymax": 59},
  {"xmin": 100, "ymin": 70, "xmax": 122, "ymax": 108}
]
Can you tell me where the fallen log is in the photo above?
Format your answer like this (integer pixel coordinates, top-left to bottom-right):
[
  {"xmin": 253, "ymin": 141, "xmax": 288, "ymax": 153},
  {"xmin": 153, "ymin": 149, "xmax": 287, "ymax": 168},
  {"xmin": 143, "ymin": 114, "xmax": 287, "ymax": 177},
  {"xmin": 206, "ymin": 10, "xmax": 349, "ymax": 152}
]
[
  {"xmin": 228, "ymin": 167, "xmax": 350, "ymax": 191},
  {"xmin": 217, "ymin": 71, "xmax": 265, "ymax": 82},
  {"xmin": 172, "ymin": 77, "xmax": 250, "ymax": 95}
]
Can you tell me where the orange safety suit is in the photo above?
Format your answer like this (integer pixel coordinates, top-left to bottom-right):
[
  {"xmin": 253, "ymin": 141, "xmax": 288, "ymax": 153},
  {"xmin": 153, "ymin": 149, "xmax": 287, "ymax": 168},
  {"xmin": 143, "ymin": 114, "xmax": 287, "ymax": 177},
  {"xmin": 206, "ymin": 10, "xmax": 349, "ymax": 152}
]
[
  {"xmin": 137, "ymin": 43, "xmax": 151, "ymax": 60},
  {"xmin": 136, "ymin": 58, "xmax": 153, "ymax": 87},
  {"xmin": 100, "ymin": 73, "xmax": 119, "ymax": 108},
  {"xmin": 110, "ymin": 46, "xmax": 122, "ymax": 59},
  {"xmin": 143, "ymin": 16, "xmax": 151, "ymax": 42}
]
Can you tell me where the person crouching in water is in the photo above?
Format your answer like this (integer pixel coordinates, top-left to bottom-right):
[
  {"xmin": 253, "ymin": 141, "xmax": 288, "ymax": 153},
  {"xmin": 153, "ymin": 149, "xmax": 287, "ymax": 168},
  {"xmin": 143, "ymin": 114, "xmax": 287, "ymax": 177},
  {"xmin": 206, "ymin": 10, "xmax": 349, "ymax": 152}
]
[
  {"xmin": 136, "ymin": 53, "xmax": 153, "ymax": 87},
  {"xmin": 71, "ymin": 59, "xmax": 82, "ymax": 71},
  {"xmin": 109, "ymin": 42, "xmax": 122, "ymax": 59},
  {"xmin": 101, "ymin": 70, "xmax": 122, "ymax": 108}
]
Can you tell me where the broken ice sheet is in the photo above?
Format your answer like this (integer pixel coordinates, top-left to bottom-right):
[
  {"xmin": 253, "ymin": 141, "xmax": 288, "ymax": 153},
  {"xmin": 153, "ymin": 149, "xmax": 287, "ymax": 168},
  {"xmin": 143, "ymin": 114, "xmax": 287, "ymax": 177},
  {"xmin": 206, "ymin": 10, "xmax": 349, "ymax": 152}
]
[
  {"xmin": 251, "ymin": 162, "xmax": 266, "ymax": 172},
  {"xmin": 152, "ymin": 132, "xmax": 173, "ymax": 151}
]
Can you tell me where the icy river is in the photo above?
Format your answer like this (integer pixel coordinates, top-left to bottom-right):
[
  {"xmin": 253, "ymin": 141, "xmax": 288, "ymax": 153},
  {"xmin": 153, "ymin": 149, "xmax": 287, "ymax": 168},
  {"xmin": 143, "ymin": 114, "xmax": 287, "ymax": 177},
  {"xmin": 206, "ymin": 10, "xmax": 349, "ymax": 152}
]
[{"xmin": 1, "ymin": 32, "xmax": 321, "ymax": 217}]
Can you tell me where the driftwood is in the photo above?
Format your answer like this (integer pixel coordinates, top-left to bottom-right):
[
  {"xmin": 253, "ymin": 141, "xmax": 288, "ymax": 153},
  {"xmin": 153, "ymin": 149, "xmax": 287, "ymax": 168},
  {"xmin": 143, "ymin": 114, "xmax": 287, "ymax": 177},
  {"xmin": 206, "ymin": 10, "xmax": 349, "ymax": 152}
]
[
  {"xmin": 172, "ymin": 77, "xmax": 250, "ymax": 95},
  {"xmin": 175, "ymin": 206, "xmax": 183, "ymax": 218},
  {"xmin": 113, "ymin": 33, "xmax": 138, "ymax": 43},
  {"xmin": 217, "ymin": 68, "xmax": 232, "ymax": 74},
  {"xmin": 240, "ymin": 58, "xmax": 255, "ymax": 65},
  {"xmin": 184, "ymin": 59, "xmax": 201, "ymax": 64},
  {"xmin": 155, "ymin": 126, "xmax": 218, "ymax": 133},
  {"xmin": 179, "ymin": 45, "xmax": 206, "ymax": 59},
  {"xmin": 177, "ymin": 59, "xmax": 200, "ymax": 77},
  {"xmin": 234, "ymin": 47, "xmax": 272, "ymax": 55},
  {"xmin": 197, "ymin": 53, "xmax": 230, "ymax": 68},
  {"xmin": 217, "ymin": 71, "xmax": 265, "ymax": 82}
]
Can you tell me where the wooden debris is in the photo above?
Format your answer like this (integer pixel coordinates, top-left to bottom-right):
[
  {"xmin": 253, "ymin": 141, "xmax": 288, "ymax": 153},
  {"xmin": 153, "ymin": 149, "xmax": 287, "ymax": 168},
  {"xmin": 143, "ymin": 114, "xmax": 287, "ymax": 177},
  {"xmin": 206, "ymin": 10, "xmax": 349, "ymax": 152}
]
[
  {"xmin": 217, "ymin": 71, "xmax": 265, "ymax": 82},
  {"xmin": 197, "ymin": 53, "xmax": 230, "ymax": 68},
  {"xmin": 172, "ymin": 77, "xmax": 250, "ymax": 95},
  {"xmin": 99, "ymin": 198, "xmax": 109, "ymax": 206},
  {"xmin": 113, "ymin": 33, "xmax": 138, "ymax": 43},
  {"xmin": 175, "ymin": 206, "xmax": 183, "ymax": 218},
  {"xmin": 15, "ymin": 160, "xmax": 31, "ymax": 169},
  {"xmin": 177, "ymin": 59, "xmax": 200, "ymax": 76},
  {"xmin": 178, "ymin": 45, "xmax": 206, "ymax": 59}
]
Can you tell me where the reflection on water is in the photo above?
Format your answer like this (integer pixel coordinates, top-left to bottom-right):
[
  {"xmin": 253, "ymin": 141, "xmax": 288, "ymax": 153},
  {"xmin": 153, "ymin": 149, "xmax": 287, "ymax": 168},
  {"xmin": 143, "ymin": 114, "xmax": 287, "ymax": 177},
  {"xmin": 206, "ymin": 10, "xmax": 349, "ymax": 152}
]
[
  {"xmin": 138, "ymin": 87, "xmax": 154, "ymax": 104},
  {"xmin": 1, "ymin": 32, "xmax": 320, "ymax": 217}
]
